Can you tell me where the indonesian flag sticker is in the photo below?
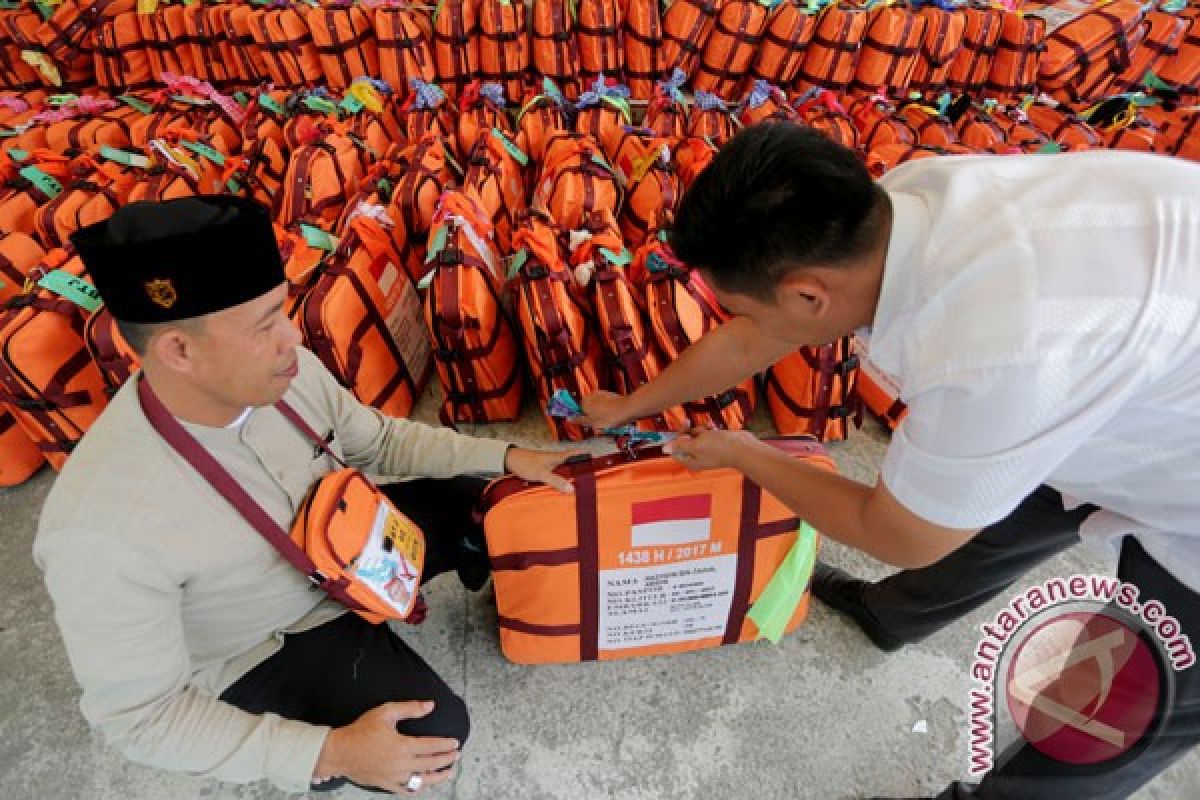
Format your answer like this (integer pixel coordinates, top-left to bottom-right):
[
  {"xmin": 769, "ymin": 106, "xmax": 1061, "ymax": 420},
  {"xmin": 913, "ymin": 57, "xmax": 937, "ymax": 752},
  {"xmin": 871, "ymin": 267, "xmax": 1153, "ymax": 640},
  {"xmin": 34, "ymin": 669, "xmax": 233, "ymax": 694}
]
[{"xmin": 630, "ymin": 495, "xmax": 712, "ymax": 548}]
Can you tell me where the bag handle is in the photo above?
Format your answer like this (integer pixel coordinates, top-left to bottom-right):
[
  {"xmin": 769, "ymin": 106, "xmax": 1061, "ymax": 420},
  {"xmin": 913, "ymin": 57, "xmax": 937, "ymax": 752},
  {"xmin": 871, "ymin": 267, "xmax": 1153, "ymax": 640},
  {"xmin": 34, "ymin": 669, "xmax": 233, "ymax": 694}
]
[{"xmin": 136, "ymin": 375, "xmax": 365, "ymax": 610}]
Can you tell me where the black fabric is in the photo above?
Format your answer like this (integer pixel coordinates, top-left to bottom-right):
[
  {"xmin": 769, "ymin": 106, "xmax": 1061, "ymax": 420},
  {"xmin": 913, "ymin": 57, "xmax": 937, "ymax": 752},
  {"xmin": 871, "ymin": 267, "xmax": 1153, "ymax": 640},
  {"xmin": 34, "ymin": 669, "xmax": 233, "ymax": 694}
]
[
  {"xmin": 70, "ymin": 195, "xmax": 285, "ymax": 324},
  {"xmin": 220, "ymin": 476, "xmax": 490, "ymax": 791},
  {"xmin": 858, "ymin": 485, "xmax": 1200, "ymax": 799}
]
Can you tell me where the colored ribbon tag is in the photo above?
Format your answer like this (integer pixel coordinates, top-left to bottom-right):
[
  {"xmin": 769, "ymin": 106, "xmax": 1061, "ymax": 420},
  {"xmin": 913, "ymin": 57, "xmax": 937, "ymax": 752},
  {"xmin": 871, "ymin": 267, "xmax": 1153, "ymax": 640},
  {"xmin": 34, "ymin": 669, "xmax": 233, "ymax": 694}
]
[
  {"xmin": 547, "ymin": 389, "xmax": 583, "ymax": 419},
  {"xmin": 490, "ymin": 128, "xmax": 529, "ymax": 166},
  {"xmin": 6, "ymin": 148, "xmax": 28, "ymax": 162},
  {"xmin": 258, "ymin": 93, "xmax": 286, "ymax": 116},
  {"xmin": 100, "ymin": 146, "xmax": 151, "ymax": 168},
  {"xmin": 33, "ymin": 1, "xmax": 54, "ymax": 20},
  {"xmin": 746, "ymin": 522, "xmax": 819, "ymax": 644},
  {"xmin": 226, "ymin": 178, "xmax": 242, "ymax": 193},
  {"xmin": 598, "ymin": 246, "xmax": 631, "ymax": 267},
  {"xmin": 300, "ymin": 223, "xmax": 338, "ymax": 252},
  {"xmin": 181, "ymin": 140, "xmax": 225, "ymax": 165},
  {"xmin": 1036, "ymin": 141, "xmax": 1063, "ymax": 154},
  {"xmin": 118, "ymin": 94, "xmax": 154, "ymax": 114},
  {"xmin": 303, "ymin": 96, "xmax": 339, "ymax": 115},
  {"xmin": 507, "ymin": 248, "xmax": 528, "ymax": 279},
  {"xmin": 425, "ymin": 225, "xmax": 449, "ymax": 265},
  {"xmin": 137, "ymin": 0, "xmax": 158, "ymax": 13},
  {"xmin": 340, "ymin": 94, "xmax": 365, "ymax": 115},
  {"xmin": 19, "ymin": 166, "xmax": 62, "ymax": 199},
  {"xmin": 417, "ymin": 268, "xmax": 436, "ymax": 291},
  {"xmin": 21, "ymin": 50, "xmax": 60, "ymax": 87},
  {"xmin": 38, "ymin": 269, "xmax": 102, "ymax": 313}
]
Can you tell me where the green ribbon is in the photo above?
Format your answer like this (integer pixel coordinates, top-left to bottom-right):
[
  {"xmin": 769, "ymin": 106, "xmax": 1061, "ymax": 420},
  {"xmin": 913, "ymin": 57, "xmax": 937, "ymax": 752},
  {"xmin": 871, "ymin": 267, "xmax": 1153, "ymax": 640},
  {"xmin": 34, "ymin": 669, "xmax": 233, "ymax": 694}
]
[
  {"xmin": 300, "ymin": 223, "xmax": 338, "ymax": 252},
  {"xmin": 19, "ymin": 166, "xmax": 62, "ymax": 199},
  {"xmin": 118, "ymin": 95, "xmax": 154, "ymax": 115},
  {"xmin": 100, "ymin": 145, "xmax": 150, "ymax": 168},
  {"xmin": 340, "ymin": 94, "xmax": 365, "ymax": 115},
  {"xmin": 181, "ymin": 140, "xmax": 225, "ymax": 166},
  {"xmin": 746, "ymin": 522, "xmax": 819, "ymax": 644},
  {"xmin": 507, "ymin": 248, "xmax": 528, "ymax": 279},
  {"xmin": 490, "ymin": 128, "xmax": 529, "ymax": 166},
  {"xmin": 258, "ymin": 93, "xmax": 286, "ymax": 116},
  {"xmin": 425, "ymin": 224, "xmax": 449, "ymax": 265},
  {"xmin": 38, "ymin": 270, "xmax": 102, "ymax": 313},
  {"xmin": 303, "ymin": 96, "xmax": 339, "ymax": 115},
  {"xmin": 7, "ymin": 148, "xmax": 28, "ymax": 163},
  {"xmin": 598, "ymin": 246, "xmax": 631, "ymax": 267}
]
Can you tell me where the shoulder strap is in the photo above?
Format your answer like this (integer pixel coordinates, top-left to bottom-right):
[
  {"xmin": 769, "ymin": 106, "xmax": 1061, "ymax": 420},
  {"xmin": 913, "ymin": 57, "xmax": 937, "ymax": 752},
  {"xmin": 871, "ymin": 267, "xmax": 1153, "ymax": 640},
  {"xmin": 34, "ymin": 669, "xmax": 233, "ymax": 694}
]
[{"xmin": 136, "ymin": 375, "xmax": 362, "ymax": 609}]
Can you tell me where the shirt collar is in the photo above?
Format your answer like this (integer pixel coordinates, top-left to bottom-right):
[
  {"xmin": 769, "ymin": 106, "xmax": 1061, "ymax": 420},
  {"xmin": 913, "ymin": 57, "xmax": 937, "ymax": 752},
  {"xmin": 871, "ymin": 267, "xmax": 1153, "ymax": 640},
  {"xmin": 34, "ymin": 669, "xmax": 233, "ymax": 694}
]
[{"xmin": 863, "ymin": 190, "xmax": 931, "ymax": 377}]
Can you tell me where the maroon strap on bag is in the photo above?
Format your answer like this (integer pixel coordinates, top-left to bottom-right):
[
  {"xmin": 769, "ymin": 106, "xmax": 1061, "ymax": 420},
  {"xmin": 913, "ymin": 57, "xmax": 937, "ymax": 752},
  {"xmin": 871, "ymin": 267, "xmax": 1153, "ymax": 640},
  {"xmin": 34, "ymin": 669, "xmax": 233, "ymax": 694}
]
[{"xmin": 135, "ymin": 375, "xmax": 365, "ymax": 611}]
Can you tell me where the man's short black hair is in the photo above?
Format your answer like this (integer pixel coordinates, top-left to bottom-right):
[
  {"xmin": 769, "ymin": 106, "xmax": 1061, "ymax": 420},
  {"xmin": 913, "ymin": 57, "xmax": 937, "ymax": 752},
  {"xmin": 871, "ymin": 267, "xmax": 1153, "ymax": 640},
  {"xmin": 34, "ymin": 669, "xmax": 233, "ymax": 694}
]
[
  {"xmin": 671, "ymin": 122, "xmax": 888, "ymax": 298},
  {"xmin": 114, "ymin": 317, "xmax": 205, "ymax": 356}
]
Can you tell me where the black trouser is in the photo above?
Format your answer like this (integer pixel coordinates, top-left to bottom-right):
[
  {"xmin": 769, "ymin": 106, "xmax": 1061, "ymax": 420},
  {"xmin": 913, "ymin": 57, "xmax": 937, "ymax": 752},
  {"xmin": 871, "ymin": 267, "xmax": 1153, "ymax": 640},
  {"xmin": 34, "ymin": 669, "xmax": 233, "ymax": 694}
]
[
  {"xmin": 220, "ymin": 477, "xmax": 490, "ymax": 791},
  {"xmin": 857, "ymin": 486, "xmax": 1200, "ymax": 799}
]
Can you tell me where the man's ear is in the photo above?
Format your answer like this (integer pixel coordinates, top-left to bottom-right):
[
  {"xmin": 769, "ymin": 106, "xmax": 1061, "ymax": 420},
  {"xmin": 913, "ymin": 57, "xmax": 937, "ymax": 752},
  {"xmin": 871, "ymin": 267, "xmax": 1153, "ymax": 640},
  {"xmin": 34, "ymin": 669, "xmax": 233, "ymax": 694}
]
[
  {"xmin": 775, "ymin": 270, "xmax": 831, "ymax": 319},
  {"xmin": 147, "ymin": 326, "xmax": 195, "ymax": 374}
]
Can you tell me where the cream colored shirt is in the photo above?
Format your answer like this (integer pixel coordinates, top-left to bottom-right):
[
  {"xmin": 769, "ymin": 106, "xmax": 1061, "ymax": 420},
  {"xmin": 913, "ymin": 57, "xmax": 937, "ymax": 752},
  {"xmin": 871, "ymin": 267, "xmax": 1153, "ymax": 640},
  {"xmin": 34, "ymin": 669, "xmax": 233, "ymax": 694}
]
[
  {"xmin": 34, "ymin": 347, "xmax": 510, "ymax": 792},
  {"xmin": 868, "ymin": 151, "xmax": 1200, "ymax": 589}
]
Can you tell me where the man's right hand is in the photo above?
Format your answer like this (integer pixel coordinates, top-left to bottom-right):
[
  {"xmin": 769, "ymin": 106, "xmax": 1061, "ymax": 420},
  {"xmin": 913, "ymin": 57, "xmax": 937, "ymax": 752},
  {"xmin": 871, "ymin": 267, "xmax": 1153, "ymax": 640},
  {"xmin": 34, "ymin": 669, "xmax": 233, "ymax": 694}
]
[
  {"xmin": 578, "ymin": 390, "xmax": 635, "ymax": 431},
  {"xmin": 313, "ymin": 701, "xmax": 460, "ymax": 794}
]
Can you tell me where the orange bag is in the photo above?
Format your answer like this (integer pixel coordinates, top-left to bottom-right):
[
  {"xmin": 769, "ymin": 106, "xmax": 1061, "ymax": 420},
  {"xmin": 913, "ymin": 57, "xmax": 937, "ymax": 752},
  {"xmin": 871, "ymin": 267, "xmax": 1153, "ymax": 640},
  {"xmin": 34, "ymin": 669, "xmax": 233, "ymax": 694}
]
[
  {"xmin": 572, "ymin": 210, "xmax": 689, "ymax": 431},
  {"xmin": 672, "ymin": 134, "xmax": 719, "ymax": 189},
  {"xmin": 1083, "ymin": 96, "xmax": 1166, "ymax": 153},
  {"xmin": 848, "ymin": 95, "xmax": 917, "ymax": 151},
  {"xmin": 693, "ymin": 0, "xmax": 771, "ymax": 99},
  {"xmin": 613, "ymin": 129, "xmax": 680, "ymax": 248},
  {"xmin": 895, "ymin": 100, "xmax": 960, "ymax": 148},
  {"xmin": 477, "ymin": 0, "xmax": 530, "ymax": 103},
  {"xmin": 516, "ymin": 80, "xmax": 571, "ymax": 163},
  {"xmin": 909, "ymin": 5, "xmax": 967, "ymax": 96},
  {"xmin": 749, "ymin": 0, "xmax": 819, "ymax": 90},
  {"xmin": 398, "ymin": 79, "xmax": 459, "ymax": 158},
  {"xmin": 533, "ymin": 133, "xmax": 622, "ymax": 231},
  {"xmin": 308, "ymin": 5, "xmax": 380, "ymax": 91},
  {"xmin": 92, "ymin": 11, "xmax": 152, "ymax": 90},
  {"xmin": 1040, "ymin": 0, "xmax": 1146, "ymax": 104},
  {"xmin": 0, "ymin": 150, "xmax": 71, "ymax": 236},
  {"xmin": 636, "ymin": 239, "xmax": 756, "ymax": 430},
  {"xmin": 139, "ymin": 5, "xmax": 195, "ymax": 83},
  {"xmin": 248, "ymin": 6, "xmax": 325, "ymax": 89},
  {"xmin": 1023, "ymin": 99, "xmax": 1104, "ymax": 151},
  {"xmin": 433, "ymin": 0, "xmax": 481, "ymax": 99},
  {"xmin": 795, "ymin": 3, "xmax": 870, "ymax": 95},
  {"xmin": 763, "ymin": 338, "xmax": 859, "ymax": 442},
  {"xmin": 988, "ymin": 104, "xmax": 1052, "ymax": 152},
  {"xmin": 623, "ymin": 0, "xmax": 666, "ymax": 100},
  {"xmin": 457, "ymin": 80, "xmax": 515, "ymax": 158},
  {"xmin": 423, "ymin": 192, "xmax": 524, "ymax": 424},
  {"xmin": 688, "ymin": 90, "xmax": 740, "ymax": 145},
  {"xmin": 0, "ymin": 407, "xmax": 44, "ymax": 486},
  {"xmin": 0, "ymin": 230, "xmax": 45, "ymax": 304},
  {"xmin": 0, "ymin": 11, "xmax": 42, "ymax": 90},
  {"xmin": 82, "ymin": 304, "xmax": 138, "ymax": 395},
  {"xmin": 852, "ymin": 335, "xmax": 906, "ymax": 429},
  {"xmin": 574, "ymin": 75, "xmax": 635, "ymax": 161},
  {"xmin": 208, "ymin": 3, "xmax": 264, "ymax": 85},
  {"xmin": 983, "ymin": 11, "xmax": 1045, "ymax": 101},
  {"xmin": 576, "ymin": 0, "xmax": 624, "ymax": 88},
  {"xmin": 661, "ymin": 0, "xmax": 723, "ymax": 80},
  {"xmin": 121, "ymin": 140, "xmax": 220, "ymax": 204},
  {"xmin": 949, "ymin": 97, "xmax": 1010, "ymax": 149},
  {"xmin": 36, "ymin": 0, "xmax": 135, "ymax": 66},
  {"xmin": 480, "ymin": 436, "xmax": 830, "ymax": 664},
  {"xmin": 463, "ymin": 127, "xmax": 530, "ymax": 253},
  {"xmin": 278, "ymin": 126, "xmax": 370, "ymax": 231},
  {"xmin": 863, "ymin": 141, "xmax": 958, "ymax": 177},
  {"xmin": 298, "ymin": 213, "xmax": 431, "ymax": 420},
  {"xmin": 0, "ymin": 250, "xmax": 109, "ymax": 470},
  {"xmin": 793, "ymin": 87, "xmax": 859, "ymax": 149},
  {"xmin": 41, "ymin": 98, "xmax": 135, "ymax": 155},
  {"xmin": 850, "ymin": 5, "xmax": 928, "ymax": 97},
  {"xmin": 643, "ymin": 69, "xmax": 692, "ymax": 138},
  {"xmin": 33, "ymin": 157, "xmax": 123, "ymax": 250},
  {"xmin": 373, "ymin": 6, "xmax": 436, "ymax": 98},
  {"xmin": 125, "ymin": 98, "xmax": 241, "ymax": 159},
  {"xmin": 511, "ymin": 211, "xmax": 607, "ymax": 440},
  {"xmin": 390, "ymin": 133, "xmax": 458, "ymax": 282},
  {"xmin": 945, "ymin": 4, "xmax": 1004, "ymax": 95},
  {"xmin": 1117, "ymin": 10, "xmax": 1190, "ymax": 92},
  {"xmin": 179, "ymin": 3, "xmax": 231, "ymax": 87},
  {"xmin": 532, "ymin": 0, "xmax": 581, "ymax": 99},
  {"xmin": 1156, "ymin": 106, "xmax": 1200, "ymax": 160},
  {"xmin": 1159, "ymin": 17, "xmax": 1200, "ymax": 96},
  {"xmin": 738, "ymin": 79, "xmax": 798, "ymax": 125}
]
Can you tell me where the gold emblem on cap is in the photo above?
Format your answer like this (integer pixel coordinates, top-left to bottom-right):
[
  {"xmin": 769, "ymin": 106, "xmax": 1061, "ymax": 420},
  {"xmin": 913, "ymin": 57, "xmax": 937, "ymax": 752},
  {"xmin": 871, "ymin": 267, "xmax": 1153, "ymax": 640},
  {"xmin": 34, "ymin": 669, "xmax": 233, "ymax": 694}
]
[{"xmin": 145, "ymin": 279, "xmax": 177, "ymax": 309}]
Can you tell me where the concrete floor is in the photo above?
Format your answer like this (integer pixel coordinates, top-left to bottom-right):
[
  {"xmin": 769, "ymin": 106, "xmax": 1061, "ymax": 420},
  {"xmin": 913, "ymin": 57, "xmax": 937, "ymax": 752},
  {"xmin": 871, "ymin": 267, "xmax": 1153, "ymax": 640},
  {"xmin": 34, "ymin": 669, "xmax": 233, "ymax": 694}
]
[{"xmin": 2, "ymin": 387, "xmax": 1197, "ymax": 800}]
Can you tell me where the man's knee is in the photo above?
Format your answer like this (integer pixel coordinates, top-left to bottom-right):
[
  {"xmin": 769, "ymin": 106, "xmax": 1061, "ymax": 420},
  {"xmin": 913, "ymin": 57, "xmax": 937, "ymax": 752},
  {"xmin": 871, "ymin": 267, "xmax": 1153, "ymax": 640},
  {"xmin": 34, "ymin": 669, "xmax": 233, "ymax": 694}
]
[{"xmin": 398, "ymin": 688, "xmax": 470, "ymax": 746}]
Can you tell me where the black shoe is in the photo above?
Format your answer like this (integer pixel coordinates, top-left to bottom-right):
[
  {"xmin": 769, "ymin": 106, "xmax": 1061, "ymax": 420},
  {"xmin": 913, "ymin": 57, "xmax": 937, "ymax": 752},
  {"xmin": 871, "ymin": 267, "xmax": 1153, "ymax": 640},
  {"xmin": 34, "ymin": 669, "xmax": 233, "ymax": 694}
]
[
  {"xmin": 455, "ymin": 535, "xmax": 491, "ymax": 592},
  {"xmin": 812, "ymin": 562, "xmax": 905, "ymax": 653}
]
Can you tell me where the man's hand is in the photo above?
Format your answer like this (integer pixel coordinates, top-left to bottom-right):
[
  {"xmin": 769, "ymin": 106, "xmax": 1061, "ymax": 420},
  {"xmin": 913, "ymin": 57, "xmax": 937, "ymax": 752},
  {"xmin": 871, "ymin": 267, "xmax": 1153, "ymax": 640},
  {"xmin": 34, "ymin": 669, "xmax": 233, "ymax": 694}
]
[
  {"xmin": 663, "ymin": 427, "xmax": 765, "ymax": 471},
  {"xmin": 312, "ymin": 701, "xmax": 460, "ymax": 794},
  {"xmin": 504, "ymin": 447, "xmax": 585, "ymax": 493},
  {"xmin": 578, "ymin": 390, "xmax": 635, "ymax": 431}
]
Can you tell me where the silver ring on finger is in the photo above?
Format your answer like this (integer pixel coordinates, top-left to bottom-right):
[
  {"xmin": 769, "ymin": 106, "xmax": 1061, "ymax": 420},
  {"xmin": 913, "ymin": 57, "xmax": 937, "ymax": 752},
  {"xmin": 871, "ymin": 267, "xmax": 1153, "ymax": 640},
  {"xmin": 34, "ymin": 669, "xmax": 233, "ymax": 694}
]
[{"xmin": 406, "ymin": 773, "xmax": 423, "ymax": 791}]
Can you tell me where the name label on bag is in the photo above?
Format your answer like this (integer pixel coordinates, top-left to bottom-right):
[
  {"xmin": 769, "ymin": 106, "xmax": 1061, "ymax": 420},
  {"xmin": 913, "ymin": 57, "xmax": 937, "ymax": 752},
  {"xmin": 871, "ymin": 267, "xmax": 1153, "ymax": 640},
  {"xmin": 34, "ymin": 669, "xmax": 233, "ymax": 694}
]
[{"xmin": 38, "ymin": 270, "xmax": 102, "ymax": 313}]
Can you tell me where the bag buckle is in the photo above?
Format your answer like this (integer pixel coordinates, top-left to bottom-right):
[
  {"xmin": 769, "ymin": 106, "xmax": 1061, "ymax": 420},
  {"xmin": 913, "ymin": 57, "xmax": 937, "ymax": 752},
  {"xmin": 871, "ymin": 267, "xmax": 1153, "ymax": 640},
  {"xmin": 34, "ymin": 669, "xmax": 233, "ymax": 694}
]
[{"xmin": 308, "ymin": 570, "xmax": 327, "ymax": 588}]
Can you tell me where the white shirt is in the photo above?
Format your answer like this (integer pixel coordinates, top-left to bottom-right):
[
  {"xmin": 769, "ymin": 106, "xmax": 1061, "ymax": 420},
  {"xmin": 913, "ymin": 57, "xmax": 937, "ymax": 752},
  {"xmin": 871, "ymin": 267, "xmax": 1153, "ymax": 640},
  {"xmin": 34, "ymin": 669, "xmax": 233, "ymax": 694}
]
[{"xmin": 867, "ymin": 151, "xmax": 1200, "ymax": 591}]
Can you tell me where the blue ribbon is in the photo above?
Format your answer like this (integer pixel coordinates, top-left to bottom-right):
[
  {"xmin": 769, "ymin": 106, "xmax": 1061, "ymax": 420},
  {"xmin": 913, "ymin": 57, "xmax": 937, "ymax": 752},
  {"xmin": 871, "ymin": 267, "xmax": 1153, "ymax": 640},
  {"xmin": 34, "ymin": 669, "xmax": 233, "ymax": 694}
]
[
  {"xmin": 410, "ymin": 79, "xmax": 446, "ymax": 111},
  {"xmin": 694, "ymin": 90, "xmax": 728, "ymax": 112},
  {"xmin": 480, "ymin": 82, "xmax": 507, "ymax": 108}
]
